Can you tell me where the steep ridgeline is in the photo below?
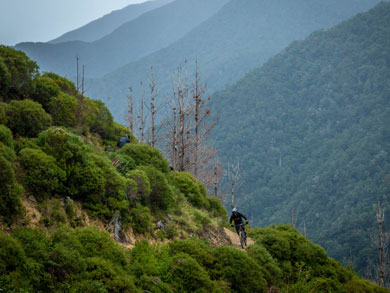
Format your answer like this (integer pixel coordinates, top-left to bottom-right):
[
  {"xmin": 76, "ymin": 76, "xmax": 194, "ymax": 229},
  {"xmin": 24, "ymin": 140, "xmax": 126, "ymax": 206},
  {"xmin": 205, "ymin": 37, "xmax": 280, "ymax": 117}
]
[
  {"xmin": 15, "ymin": 0, "xmax": 228, "ymax": 78},
  {"xmin": 0, "ymin": 46, "xmax": 386, "ymax": 293},
  {"xmin": 49, "ymin": 0, "xmax": 174, "ymax": 43},
  {"xmin": 211, "ymin": 2, "xmax": 390, "ymax": 273},
  {"xmin": 86, "ymin": 0, "xmax": 383, "ymax": 122}
]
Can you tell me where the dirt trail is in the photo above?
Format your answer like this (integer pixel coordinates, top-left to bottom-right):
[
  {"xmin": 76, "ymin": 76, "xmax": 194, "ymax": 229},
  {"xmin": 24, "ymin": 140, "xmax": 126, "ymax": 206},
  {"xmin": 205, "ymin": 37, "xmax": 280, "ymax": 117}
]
[{"xmin": 223, "ymin": 227, "xmax": 255, "ymax": 249}]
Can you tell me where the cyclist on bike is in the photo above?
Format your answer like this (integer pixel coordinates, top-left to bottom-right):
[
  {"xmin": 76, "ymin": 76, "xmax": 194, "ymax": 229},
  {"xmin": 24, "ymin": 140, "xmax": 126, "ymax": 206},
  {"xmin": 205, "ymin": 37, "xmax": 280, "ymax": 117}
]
[{"xmin": 229, "ymin": 208, "xmax": 248, "ymax": 236}]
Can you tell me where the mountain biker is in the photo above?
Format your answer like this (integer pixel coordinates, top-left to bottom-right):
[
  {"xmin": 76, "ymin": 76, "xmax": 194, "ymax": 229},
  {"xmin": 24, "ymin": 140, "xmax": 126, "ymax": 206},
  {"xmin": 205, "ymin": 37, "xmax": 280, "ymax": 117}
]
[
  {"xmin": 117, "ymin": 134, "xmax": 131, "ymax": 148},
  {"xmin": 229, "ymin": 207, "xmax": 248, "ymax": 236}
]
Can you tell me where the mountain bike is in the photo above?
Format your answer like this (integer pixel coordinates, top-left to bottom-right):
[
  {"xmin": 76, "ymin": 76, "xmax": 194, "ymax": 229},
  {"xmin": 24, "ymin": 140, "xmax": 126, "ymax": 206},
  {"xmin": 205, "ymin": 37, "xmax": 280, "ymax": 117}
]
[{"xmin": 232, "ymin": 223, "xmax": 247, "ymax": 249}]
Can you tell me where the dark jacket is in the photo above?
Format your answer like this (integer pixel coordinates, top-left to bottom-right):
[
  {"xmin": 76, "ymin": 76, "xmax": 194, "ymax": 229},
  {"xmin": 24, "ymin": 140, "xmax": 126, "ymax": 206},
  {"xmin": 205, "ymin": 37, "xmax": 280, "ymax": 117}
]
[
  {"xmin": 229, "ymin": 211, "xmax": 247, "ymax": 225},
  {"xmin": 117, "ymin": 136, "xmax": 130, "ymax": 148}
]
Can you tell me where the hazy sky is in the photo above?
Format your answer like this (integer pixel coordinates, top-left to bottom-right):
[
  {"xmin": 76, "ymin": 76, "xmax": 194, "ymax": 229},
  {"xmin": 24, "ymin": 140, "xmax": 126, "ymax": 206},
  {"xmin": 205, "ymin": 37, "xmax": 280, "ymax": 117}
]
[{"xmin": 0, "ymin": 0, "xmax": 147, "ymax": 46}]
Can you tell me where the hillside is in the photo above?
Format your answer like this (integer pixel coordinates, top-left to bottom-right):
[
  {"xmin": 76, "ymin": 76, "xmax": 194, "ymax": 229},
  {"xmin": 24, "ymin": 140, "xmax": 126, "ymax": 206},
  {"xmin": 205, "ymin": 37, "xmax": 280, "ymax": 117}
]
[
  {"xmin": 49, "ymin": 0, "xmax": 173, "ymax": 43},
  {"xmin": 210, "ymin": 2, "xmax": 390, "ymax": 273},
  {"xmin": 15, "ymin": 0, "xmax": 228, "ymax": 78},
  {"xmin": 0, "ymin": 46, "xmax": 386, "ymax": 292},
  {"xmin": 86, "ymin": 0, "xmax": 383, "ymax": 121}
]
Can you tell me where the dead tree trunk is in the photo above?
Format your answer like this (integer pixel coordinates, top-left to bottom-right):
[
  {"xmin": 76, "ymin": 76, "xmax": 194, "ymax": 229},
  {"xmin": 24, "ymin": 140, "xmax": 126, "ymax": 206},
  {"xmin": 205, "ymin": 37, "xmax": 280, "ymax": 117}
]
[
  {"xmin": 377, "ymin": 200, "xmax": 385, "ymax": 287},
  {"xmin": 127, "ymin": 87, "xmax": 134, "ymax": 133}
]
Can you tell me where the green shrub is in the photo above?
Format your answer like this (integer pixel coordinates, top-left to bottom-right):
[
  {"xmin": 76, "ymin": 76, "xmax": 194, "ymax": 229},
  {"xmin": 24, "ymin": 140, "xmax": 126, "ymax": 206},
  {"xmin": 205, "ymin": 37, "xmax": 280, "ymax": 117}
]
[
  {"xmin": 41, "ymin": 72, "xmax": 76, "ymax": 95},
  {"xmin": 246, "ymin": 244, "xmax": 282, "ymax": 286},
  {"xmin": 38, "ymin": 127, "xmax": 87, "ymax": 167},
  {"xmin": 48, "ymin": 92, "xmax": 78, "ymax": 127},
  {"xmin": 0, "ymin": 45, "xmax": 38, "ymax": 100},
  {"xmin": 0, "ymin": 102, "xmax": 8, "ymax": 124},
  {"xmin": 211, "ymin": 246, "xmax": 267, "ymax": 293},
  {"xmin": 130, "ymin": 203, "xmax": 153, "ymax": 234},
  {"xmin": 6, "ymin": 99, "xmax": 52, "ymax": 137},
  {"xmin": 11, "ymin": 228, "xmax": 50, "ymax": 263},
  {"xmin": 119, "ymin": 143, "xmax": 169, "ymax": 173},
  {"xmin": 84, "ymin": 98, "xmax": 115, "ymax": 140},
  {"xmin": 108, "ymin": 151, "xmax": 136, "ymax": 175},
  {"xmin": 140, "ymin": 166, "xmax": 174, "ymax": 211},
  {"xmin": 207, "ymin": 196, "xmax": 227, "ymax": 219},
  {"xmin": 19, "ymin": 148, "xmax": 66, "ymax": 200},
  {"xmin": 126, "ymin": 168, "xmax": 151, "ymax": 201},
  {"xmin": 165, "ymin": 253, "xmax": 212, "ymax": 292},
  {"xmin": 14, "ymin": 136, "xmax": 39, "ymax": 154},
  {"xmin": 0, "ymin": 231, "xmax": 26, "ymax": 274},
  {"xmin": 0, "ymin": 155, "xmax": 24, "ymax": 224},
  {"xmin": 0, "ymin": 142, "xmax": 16, "ymax": 162},
  {"xmin": 171, "ymin": 171, "xmax": 209, "ymax": 209},
  {"xmin": 32, "ymin": 76, "xmax": 60, "ymax": 109},
  {"xmin": 113, "ymin": 122, "xmax": 136, "ymax": 143},
  {"xmin": 0, "ymin": 124, "xmax": 13, "ymax": 147},
  {"xmin": 168, "ymin": 240, "xmax": 213, "ymax": 268}
]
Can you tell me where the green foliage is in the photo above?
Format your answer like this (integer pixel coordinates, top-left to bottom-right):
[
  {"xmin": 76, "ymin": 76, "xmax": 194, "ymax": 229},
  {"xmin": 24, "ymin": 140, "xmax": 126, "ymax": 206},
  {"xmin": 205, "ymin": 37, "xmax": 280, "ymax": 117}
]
[
  {"xmin": 0, "ymin": 102, "xmax": 8, "ymax": 124},
  {"xmin": 140, "ymin": 166, "xmax": 174, "ymax": 211},
  {"xmin": 130, "ymin": 203, "xmax": 153, "ymax": 234},
  {"xmin": 165, "ymin": 253, "xmax": 213, "ymax": 292},
  {"xmin": 32, "ymin": 76, "xmax": 60, "ymax": 109},
  {"xmin": 112, "ymin": 121, "xmax": 136, "ymax": 143},
  {"xmin": 207, "ymin": 196, "xmax": 227, "ymax": 219},
  {"xmin": 0, "ymin": 45, "xmax": 38, "ymax": 100},
  {"xmin": 48, "ymin": 92, "xmax": 78, "ymax": 127},
  {"xmin": 119, "ymin": 143, "xmax": 169, "ymax": 173},
  {"xmin": 126, "ymin": 168, "xmax": 151, "ymax": 202},
  {"xmin": 171, "ymin": 171, "xmax": 209, "ymax": 209},
  {"xmin": 0, "ymin": 124, "xmax": 13, "ymax": 148},
  {"xmin": 41, "ymin": 72, "xmax": 77, "ymax": 95},
  {"xmin": 6, "ymin": 99, "xmax": 52, "ymax": 137},
  {"xmin": 19, "ymin": 148, "xmax": 66, "ymax": 201},
  {"xmin": 84, "ymin": 98, "xmax": 115, "ymax": 140},
  {"xmin": 0, "ymin": 155, "xmax": 24, "ymax": 224},
  {"xmin": 211, "ymin": 246, "xmax": 267, "ymax": 293}
]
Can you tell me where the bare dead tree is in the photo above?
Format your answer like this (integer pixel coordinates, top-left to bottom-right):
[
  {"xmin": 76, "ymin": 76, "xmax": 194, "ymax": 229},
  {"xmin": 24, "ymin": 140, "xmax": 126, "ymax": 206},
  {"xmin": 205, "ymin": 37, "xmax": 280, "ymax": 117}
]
[
  {"xmin": 127, "ymin": 87, "xmax": 134, "ymax": 133},
  {"xmin": 135, "ymin": 82, "xmax": 148, "ymax": 143},
  {"xmin": 76, "ymin": 56, "xmax": 80, "ymax": 91},
  {"xmin": 81, "ymin": 65, "xmax": 86, "ymax": 96},
  {"xmin": 290, "ymin": 208, "xmax": 297, "ymax": 228},
  {"xmin": 377, "ymin": 200, "xmax": 386, "ymax": 287},
  {"xmin": 227, "ymin": 160, "xmax": 241, "ymax": 209}
]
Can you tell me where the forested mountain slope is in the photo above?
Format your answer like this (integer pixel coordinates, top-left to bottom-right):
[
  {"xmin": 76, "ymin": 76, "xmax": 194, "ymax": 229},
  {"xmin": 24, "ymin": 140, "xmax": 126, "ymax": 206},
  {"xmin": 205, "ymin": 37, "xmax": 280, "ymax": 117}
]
[
  {"xmin": 0, "ymin": 45, "xmax": 386, "ymax": 292},
  {"xmin": 15, "ymin": 0, "xmax": 228, "ymax": 78},
  {"xmin": 87, "ymin": 0, "xmax": 383, "ymax": 121},
  {"xmin": 211, "ymin": 2, "xmax": 390, "ymax": 272},
  {"xmin": 49, "ymin": 0, "xmax": 173, "ymax": 43}
]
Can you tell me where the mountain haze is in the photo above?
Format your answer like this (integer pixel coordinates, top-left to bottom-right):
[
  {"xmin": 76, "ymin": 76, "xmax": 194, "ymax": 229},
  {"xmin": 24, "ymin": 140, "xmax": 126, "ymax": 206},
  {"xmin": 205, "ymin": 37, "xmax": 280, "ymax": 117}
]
[
  {"xmin": 86, "ymin": 0, "xmax": 383, "ymax": 121},
  {"xmin": 50, "ymin": 0, "xmax": 173, "ymax": 43},
  {"xmin": 211, "ymin": 2, "xmax": 390, "ymax": 271},
  {"xmin": 15, "ymin": 0, "xmax": 229, "ymax": 78}
]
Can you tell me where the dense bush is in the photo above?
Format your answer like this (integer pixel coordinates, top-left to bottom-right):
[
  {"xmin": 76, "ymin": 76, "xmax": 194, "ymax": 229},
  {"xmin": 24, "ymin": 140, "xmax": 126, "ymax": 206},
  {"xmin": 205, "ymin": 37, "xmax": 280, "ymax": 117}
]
[
  {"xmin": 165, "ymin": 253, "xmax": 213, "ymax": 292},
  {"xmin": 211, "ymin": 246, "xmax": 267, "ymax": 293},
  {"xmin": 0, "ymin": 155, "xmax": 24, "ymax": 224},
  {"xmin": 0, "ymin": 45, "xmax": 38, "ymax": 100},
  {"xmin": 126, "ymin": 168, "xmax": 151, "ymax": 202},
  {"xmin": 48, "ymin": 92, "xmax": 78, "ymax": 127},
  {"xmin": 130, "ymin": 203, "xmax": 153, "ymax": 234},
  {"xmin": 84, "ymin": 98, "xmax": 115, "ymax": 140},
  {"xmin": 207, "ymin": 196, "xmax": 227, "ymax": 219},
  {"xmin": 32, "ymin": 76, "xmax": 60, "ymax": 109},
  {"xmin": 0, "ymin": 102, "xmax": 8, "ymax": 124},
  {"xmin": 171, "ymin": 171, "xmax": 209, "ymax": 209},
  {"xmin": 18, "ymin": 148, "xmax": 66, "ymax": 201},
  {"xmin": 140, "ymin": 166, "xmax": 174, "ymax": 211},
  {"xmin": 119, "ymin": 143, "xmax": 169, "ymax": 173},
  {"xmin": 6, "ymin": 99, "xmax": 52, "ymax": 137},
  {"xmin": 41, "ymin": 72, "xmax": 77, "ymax": 95},
  {"xmin": 0, "ymin": 124, "xmax": 13, "ymax": 147}
]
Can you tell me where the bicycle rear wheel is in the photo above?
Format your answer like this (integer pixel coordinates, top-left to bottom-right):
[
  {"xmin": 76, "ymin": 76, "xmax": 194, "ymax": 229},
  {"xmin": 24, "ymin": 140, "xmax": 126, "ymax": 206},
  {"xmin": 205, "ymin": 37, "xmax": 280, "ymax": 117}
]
[{"xmin": 239, "ymin": 231, "xmax": 245, "ymax": 249}]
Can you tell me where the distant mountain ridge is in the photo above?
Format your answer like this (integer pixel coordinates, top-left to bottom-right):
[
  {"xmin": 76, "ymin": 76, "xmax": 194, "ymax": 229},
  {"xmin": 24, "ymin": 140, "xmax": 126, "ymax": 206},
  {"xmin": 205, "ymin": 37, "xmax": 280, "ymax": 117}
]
[
  {"xmin": 15, "ymin": 0, "xmax": 229, "ymax": 78},
  {"xmin": 210, "ymin": 1, "xmax": 390, "ymax": 271},
  {"xmin": 86, "ymin": 0, "xmax": 383, "ymax": 121},
  {"xmin": 49, "ymin": 0, "xmax": 174, "ymax": 44}
]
